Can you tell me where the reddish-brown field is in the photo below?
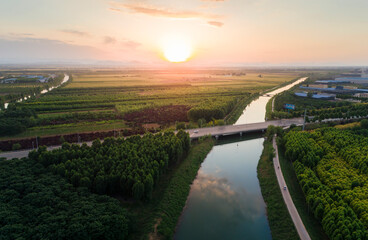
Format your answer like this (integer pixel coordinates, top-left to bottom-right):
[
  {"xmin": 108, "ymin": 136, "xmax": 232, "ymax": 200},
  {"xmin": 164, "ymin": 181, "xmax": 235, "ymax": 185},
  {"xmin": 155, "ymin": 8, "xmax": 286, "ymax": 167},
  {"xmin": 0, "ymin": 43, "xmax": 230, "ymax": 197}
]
[{"xmin": 123, "ymin": 105, "xmax": 190, "ymax": 124}]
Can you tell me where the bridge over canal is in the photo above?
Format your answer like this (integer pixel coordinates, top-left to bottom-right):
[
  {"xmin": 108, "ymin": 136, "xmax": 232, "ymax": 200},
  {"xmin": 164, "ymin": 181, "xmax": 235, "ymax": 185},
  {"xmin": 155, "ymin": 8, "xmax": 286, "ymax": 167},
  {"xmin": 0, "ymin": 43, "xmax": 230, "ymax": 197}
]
[{"xmin": 187, "ymin": 118, "xmax": 304, "ymax": 139}]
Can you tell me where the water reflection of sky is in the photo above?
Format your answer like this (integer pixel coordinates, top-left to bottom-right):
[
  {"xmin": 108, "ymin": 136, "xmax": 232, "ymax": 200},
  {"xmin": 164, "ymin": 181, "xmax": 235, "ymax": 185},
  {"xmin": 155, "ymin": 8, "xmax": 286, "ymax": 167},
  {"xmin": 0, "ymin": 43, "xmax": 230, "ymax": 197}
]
[
  {"xmin": 175, "ymin": 138, "xmax": 272, "ymax": 240},
  {"xmin": 235, "ymin": 96, "xmax": 271, "ymax": 125}
]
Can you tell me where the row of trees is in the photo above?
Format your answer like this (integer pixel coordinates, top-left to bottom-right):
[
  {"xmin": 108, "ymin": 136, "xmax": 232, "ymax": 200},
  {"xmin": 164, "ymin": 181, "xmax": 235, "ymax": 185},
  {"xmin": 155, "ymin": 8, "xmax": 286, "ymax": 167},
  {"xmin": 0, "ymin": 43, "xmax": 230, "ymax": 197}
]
[
  {"xmin": 29, "ymin": 131, "xmax": 191, "ymax": 200},
  {"xmin": 0, "ymin": 104, "xmax": 37, "ymax": 136},
  {"xmin": 283, "ymin": 125, "xmax": 368, "ymax": 239},
  {"xmin": 293, "ymin": 160, "xmax": 368, "ymax": 240},
  {"xmin": 0, "ymin": 158, "xmax": 129, "ymax": 240},
  {"xmin": 272, "ymin": 103, "xmax": 368, "ymax": 123},
  {"xmin": 187, "ymin": 98, "xmax": 239, "ymax": 121},
  {"xmin": 274, "ymin": 91, "xmax": 352, "ymax": 113},
  {"xmin": 38, "ymin": 111, "xmax": 121, "ymax": 125},
  {"xmin": 284, "ymin": 131, "xmax": 323, "ymax": 168},
  {"xmin": 320, "ymin": 126, "xmax": 368, "ymax": 174}
]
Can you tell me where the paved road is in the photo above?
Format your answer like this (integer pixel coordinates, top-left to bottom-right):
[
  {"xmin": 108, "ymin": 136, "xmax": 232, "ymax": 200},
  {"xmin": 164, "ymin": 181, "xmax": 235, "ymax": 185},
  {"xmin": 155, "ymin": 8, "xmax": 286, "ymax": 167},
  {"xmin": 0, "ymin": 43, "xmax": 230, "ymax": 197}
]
[
  {"xmin": 0, "ymin": 142, "xmax": 93, "ymax": 160},
  {"xmin": 272, "ymin": 137, "xmax": 311, "ymax": 240}
]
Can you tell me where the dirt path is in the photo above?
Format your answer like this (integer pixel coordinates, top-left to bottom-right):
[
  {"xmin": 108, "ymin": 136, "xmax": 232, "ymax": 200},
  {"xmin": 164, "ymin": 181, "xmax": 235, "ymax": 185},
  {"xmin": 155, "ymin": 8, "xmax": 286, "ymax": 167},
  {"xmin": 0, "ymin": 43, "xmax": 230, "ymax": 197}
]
[{"xmin": 148, "ymin": 218, "xmax": 162, "ymax": 240}]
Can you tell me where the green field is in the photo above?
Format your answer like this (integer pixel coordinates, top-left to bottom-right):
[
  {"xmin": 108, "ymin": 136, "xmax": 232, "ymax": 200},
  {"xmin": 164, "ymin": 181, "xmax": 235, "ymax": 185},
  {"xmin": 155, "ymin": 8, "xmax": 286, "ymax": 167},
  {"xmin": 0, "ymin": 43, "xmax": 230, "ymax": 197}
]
[{"xmin": 2, "ymin": 69, "xmax": 299, "ymax": 141}]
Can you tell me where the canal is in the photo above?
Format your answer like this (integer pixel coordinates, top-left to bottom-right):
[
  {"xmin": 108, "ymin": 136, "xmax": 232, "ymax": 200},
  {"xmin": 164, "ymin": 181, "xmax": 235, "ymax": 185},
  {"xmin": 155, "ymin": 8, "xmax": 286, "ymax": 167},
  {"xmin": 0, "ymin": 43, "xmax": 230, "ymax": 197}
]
[
  {"xmin": 4, "ymin": 74, "xmax": 70, "ymax": 109},
  {"xmin": 174, "ymin": 77, "xmax": 307, "ymax": 240}
]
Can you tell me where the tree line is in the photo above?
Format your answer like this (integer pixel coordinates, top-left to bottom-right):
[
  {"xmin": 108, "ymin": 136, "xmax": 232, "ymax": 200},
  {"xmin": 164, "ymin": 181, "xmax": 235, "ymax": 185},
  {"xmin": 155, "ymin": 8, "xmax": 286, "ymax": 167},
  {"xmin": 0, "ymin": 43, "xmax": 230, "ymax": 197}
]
[
  {"xmin": 187, "ymin": 97, "xmax": 240, "ymax": 121},
  {"xmin": 29, "ymin": 130, "xmax": 190, "ymax": 200}
]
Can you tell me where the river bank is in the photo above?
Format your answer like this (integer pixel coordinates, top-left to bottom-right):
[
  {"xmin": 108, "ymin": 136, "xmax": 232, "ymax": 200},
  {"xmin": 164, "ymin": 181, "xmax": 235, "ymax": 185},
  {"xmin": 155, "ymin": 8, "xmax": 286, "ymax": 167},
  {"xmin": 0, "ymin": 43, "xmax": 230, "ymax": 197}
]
[
  {"xmin": 122, "ymin": 137, "xmax": 214, "ymax": 240},
  {"xmin": 173, "ymin": 77, "xmax": 308, "ymax": 240},
  {"xmin": 235, "ymin": 77, "xmax": 308, "ymax": 125},
  {"xmin": 257, "ymin": 138, "xmax": 299, "ymax": 240}
]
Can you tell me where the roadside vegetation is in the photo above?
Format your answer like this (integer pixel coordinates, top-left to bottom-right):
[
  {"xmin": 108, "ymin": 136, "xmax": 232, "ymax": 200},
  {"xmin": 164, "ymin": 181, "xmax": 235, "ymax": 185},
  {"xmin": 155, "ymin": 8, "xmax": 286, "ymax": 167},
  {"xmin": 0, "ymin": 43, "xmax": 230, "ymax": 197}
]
[
  {"xmin": 277, "ymin": 138, "xmax": 329, "ymax": 240},
  {"xmin": 257, "ymin": 127, "xmax": 299, "ymax": 240}
]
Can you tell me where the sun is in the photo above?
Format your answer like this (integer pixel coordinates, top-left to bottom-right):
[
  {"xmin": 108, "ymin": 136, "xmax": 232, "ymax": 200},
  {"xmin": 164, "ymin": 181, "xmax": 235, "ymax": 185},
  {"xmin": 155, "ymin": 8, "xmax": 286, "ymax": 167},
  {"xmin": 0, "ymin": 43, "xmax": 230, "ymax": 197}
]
[{"xmin": 163, "ymin": 37, "xmax": 192, "ymax": 63}]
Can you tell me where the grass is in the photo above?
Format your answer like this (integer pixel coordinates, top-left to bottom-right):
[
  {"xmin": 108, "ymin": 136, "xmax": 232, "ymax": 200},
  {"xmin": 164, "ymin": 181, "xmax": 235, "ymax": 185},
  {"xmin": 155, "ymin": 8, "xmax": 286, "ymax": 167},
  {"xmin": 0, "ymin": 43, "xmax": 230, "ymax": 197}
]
[
  {"xmin": 334, "ymin": 121, "xmax": 360, "ymax": 129},
  {"xmin": 257, "ymin": 139, "xmax": 299, "ymax": 240},
  {"xmin": 265, "ymin": 95, "xmax": 275, "ymax": 120},
  {"xmin": 67, "ymin": 72, "xmax": 298, "ymax": 89},
  {"xmin": 277, "ymin": 141, "xmax": 329, "ymax": 240},
  {"xmin": 122, "ymin": 137, "xmax": 215, "ymax": 240}
]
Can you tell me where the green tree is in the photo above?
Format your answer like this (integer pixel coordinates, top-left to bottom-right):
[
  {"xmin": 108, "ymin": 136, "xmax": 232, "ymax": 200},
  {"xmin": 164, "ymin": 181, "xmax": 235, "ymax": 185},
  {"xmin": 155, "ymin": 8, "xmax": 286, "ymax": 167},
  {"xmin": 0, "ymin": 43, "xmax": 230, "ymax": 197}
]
[
  {"xmin": 133, "ymin": 181, "xmax": 145, "ymax": 200},
  {"xmin": 361, "ymin": 119, "xmax": 368, "ymax": 129}
]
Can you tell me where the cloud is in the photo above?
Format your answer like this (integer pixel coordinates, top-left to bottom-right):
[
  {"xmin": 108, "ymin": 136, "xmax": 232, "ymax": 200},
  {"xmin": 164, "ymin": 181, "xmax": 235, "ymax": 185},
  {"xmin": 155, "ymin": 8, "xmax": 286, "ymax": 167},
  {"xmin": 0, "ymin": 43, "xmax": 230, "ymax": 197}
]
[
  {"xmin": 60, "ymin": 29, "xmax": 90, "ymax": 37},
  {"xmin": 109, "ymin": 7, "xmax": 121, "ymax": 12},
  {"xmin": 207, "ymin": 21, "xmax": 224, "ymax": 27},
  {"xmin": 104, "ymin": 36, "xmax": 117, "ymax": 44},
  {"xmin": 110, "ymin": 2, "xmax": 221, "ymax": 20},
  {"xmin": 103, "ymin": 35, "xmax": 141, "ymax": 48},
  {"xmin": 9, "ymin": 32, "xmax": 34, "ymax": 37},
  {"xmin": 121, "ymin": 39, "xmax": 141, "ymax": 49},
  {"xmin": 0, "ymin": 37, "xmax": 103, "ymax": 63}
]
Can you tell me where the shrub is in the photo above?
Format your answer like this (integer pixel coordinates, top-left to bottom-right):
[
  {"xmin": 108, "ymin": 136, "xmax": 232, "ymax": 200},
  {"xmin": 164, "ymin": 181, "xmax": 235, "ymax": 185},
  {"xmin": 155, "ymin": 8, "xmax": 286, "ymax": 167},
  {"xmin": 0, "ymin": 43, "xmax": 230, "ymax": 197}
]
[{"xmin": 12, "ymin": 143, "xmax": 21, "ymax": 151}]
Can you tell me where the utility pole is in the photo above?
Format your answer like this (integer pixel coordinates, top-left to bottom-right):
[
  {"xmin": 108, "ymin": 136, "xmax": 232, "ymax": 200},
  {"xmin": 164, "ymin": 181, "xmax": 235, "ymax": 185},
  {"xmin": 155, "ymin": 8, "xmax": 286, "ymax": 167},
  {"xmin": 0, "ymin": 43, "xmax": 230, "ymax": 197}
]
[{"xmin": 303, "ymin": 109, "xmax": 307, "ymax": 131}]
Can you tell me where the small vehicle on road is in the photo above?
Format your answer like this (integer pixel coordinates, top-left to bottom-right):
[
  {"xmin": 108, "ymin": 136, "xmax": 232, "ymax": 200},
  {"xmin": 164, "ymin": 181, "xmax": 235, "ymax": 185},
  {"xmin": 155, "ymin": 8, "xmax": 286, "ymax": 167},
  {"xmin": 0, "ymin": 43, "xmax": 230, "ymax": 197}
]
[
  {"xmin": 283, "ymin": 186, "xmax": 287, "ymax": 190},
  {"xmin": 194, "ymin": 130, "xmax": 199, "ymax": 133}
]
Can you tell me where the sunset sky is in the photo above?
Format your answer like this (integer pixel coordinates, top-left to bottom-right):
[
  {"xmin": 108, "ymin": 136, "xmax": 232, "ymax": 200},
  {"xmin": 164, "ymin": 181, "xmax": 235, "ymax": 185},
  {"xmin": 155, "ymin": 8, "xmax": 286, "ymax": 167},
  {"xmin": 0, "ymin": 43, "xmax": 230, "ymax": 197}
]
[{"xmin": 1, "ymin": 0, "xmax": 368, "ymax": 66}]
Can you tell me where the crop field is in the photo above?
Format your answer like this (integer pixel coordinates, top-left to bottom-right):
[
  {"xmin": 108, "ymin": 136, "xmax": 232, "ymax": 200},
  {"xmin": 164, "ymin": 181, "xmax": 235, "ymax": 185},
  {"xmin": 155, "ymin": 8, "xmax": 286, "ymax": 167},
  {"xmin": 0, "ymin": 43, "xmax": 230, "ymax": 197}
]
[{"xmin": 3, "ymin": 69, "xmax": 299, "ymax": 143}]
